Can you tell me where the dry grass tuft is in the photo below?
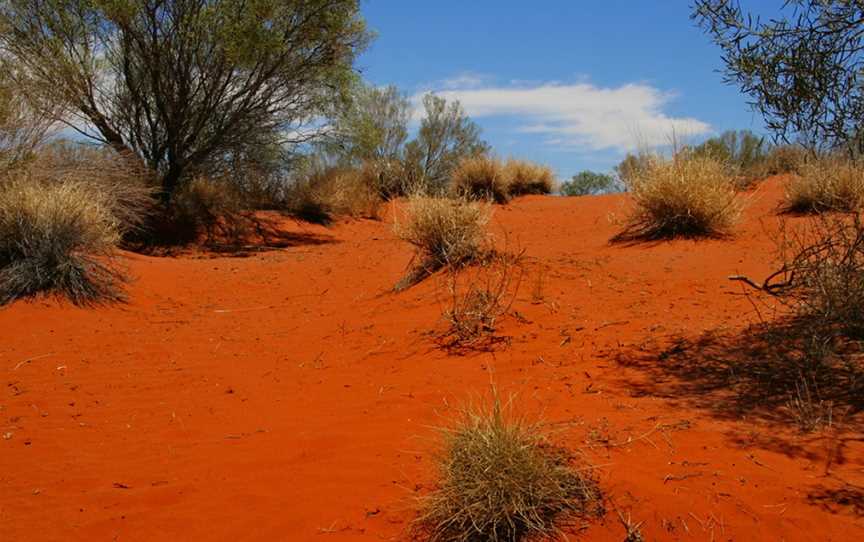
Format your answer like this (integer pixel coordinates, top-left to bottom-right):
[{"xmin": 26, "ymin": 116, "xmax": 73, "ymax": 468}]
[
  {"xmin": 394, "ymin": 195, "xmax": 491, "ymax": 289},
  {"xmin": 785, "ymin": 373, "xmax": 833, "ymax": 433},
  {"xmin": 414, "ymin": 393, "xmax": 603, "ymax": 542},
  {"xmin": 784, "ymin": 158, "xmax": 864, "ymax": 213},
  {"xmin": 450, "ymin": 156, "xmax": 511, "ymax": 203},
  {"xmin": 504, "ymin": 159, "xmax": 555, "ymax": 196},
  {"xmin": 616, "ymin": 154, "xmax": 741, "ymax": 240},
  {"xmin": 31, "ymin": 143, "xmax": 155, "ymax": 233},
  {"xmin": 288, "ymin": 166, "xmax": 382, "ymax": 224},
  {"xmin": 0, "ymin": 144, "xmax": 153, "ymax": 305},
  {"xmin": 0, "ymin": 174, "xmax": 126, "ymax": 305}
]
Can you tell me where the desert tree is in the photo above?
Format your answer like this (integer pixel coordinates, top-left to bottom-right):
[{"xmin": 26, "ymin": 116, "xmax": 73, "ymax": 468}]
[
  {"xmin": 691, "ymin": 130, "xmax": 767, "ymax": 170},
  {"xmin": 405, "ymin": 93, "xmax": 489, "ymax": 193},
  {"xmin": 0, "ymin": 62, "xmax": 56, "ymax": 171},
  {"xmin": 560, "ymin": 170, "xmax": 616, "ymax": 196},
  {"xmin": 693, "ymin": 0, "xmax": 864, "ymax": 154},
  {"xmin": 323, "ymin": 82, "xmax": 411, "ymax": 165},
  {"xmin": 0, "ymin": 0, "xmax": 370, "ymax": 201}
]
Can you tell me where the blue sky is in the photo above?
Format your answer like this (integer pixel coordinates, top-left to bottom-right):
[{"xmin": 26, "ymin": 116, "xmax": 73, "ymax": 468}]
[{"xmin": 357, "ymin": 0, "xmax": 772, "ymax": 178}]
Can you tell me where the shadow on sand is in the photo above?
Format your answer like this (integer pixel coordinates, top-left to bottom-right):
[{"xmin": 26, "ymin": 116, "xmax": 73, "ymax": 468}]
[{"xmin": 613, "ymin": 316, "xmax": 864, "ymax": 445}]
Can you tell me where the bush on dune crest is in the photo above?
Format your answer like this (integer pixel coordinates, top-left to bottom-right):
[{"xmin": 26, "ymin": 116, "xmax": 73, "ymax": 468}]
[
  {"xmin": 449, "ymin": 156, "xmax": 555, "ymax": 203},
  {"xmin": 784, "ymin": 157, "xmax": 864, "ymax": 214},
  {"xmin": 617, "ymin": 154, "xmax": 741, "ymax": 240},
  {"xmin": 504, "ymin": 159, "xmax": 555, "ymax": 196},
  {"xmin": 450, "ymin": 156, "xmax": 511, "ymax": 203},
  {"xmin": 414, "ymin": 393, "xmax": 603, "ymax": 542}
]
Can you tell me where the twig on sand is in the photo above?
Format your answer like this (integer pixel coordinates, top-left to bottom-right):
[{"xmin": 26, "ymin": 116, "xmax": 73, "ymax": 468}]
[
  {"xmin": 12, "ymin": 353, "xmax": 53, "ymax": 371},
  {"xmin": 663, "ymin": 472, "xmax": 703, "ymax": 484}
]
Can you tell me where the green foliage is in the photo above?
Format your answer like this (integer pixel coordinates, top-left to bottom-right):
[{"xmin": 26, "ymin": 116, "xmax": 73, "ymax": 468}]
[
  {"xmin": 324, "ymin": 83, "xmax": 411, "ymax": 166},
  {"xmin": 693, "ymin": 1, "xmax": 864, "ymax": 154},
  {"xmin": 405, "ymin": 94, "xmax": 490, "ymax": 194},
  {"xmin": 560, "ymin": 170, "xmax": 615, "ymax": 196},
  {"xmin": 615, "ymin": 153, "xmax": 652, "ymax": 187},
  {"xmin": 0, "ymin": 0, "xmax": 371, "ymax": 200},
  {"xmin": 691, "ymin": 130, "xmax": 767, "ymax": 172}
]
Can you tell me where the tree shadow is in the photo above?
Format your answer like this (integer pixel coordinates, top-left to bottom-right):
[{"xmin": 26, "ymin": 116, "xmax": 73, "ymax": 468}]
[
  {"xmin": 613, "ymin": 317, "xmax": 864, "ymax": 438},
  {"xmin": 807, "ymin": 483, "xmax": 864, "ymax": 518},
  {"xmin": 129, "ymin": 211, "xmax": 337, "ymax": 257}
]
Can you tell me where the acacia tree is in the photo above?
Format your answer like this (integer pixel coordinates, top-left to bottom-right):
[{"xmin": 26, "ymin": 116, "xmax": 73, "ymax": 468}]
[
  {"xmin": 0, "ymin": 64, "xmax": 56, "ymax": 170},
  {"xmin": 693, "ymin": 0, "xmax": 864, "ymax": 153},
  {"xmin": 323, "ymin": 83, "xmax": 411, "ymax": 165},
  {"xmin": 0, "ymin": 0, "xmax": 370, "ymax": 200},
  {"xmin": 405, "ymin": 93, "xmax": 489, "ymax": 192}
]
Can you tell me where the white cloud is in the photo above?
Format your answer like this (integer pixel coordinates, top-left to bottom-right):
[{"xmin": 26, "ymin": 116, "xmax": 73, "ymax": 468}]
[
  {"xmin": 438, "ymin": 72, "xmax": 490, "ymax": 90},
  {"xmin": 413, "ymin": 80, "xmax": 711, "ymax": 152}
]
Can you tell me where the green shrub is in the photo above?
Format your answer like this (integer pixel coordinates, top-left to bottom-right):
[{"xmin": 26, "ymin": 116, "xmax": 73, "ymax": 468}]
[{"xmin": 560, "ymin": 170, "xmax": 615, "ymax": 196}]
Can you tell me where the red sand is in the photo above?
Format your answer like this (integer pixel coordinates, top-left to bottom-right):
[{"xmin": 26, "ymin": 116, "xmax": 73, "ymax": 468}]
[{"xmin": 2, "ymin": 176, "xmax": 863, "ymax": 541}]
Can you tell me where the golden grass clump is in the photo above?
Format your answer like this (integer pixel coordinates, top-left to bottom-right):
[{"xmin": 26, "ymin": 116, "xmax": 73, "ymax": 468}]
[
  {"xmin": 504, "ymin": 159, "xmax": 555, "ymax": 196},
  {"xmin": 0, "ymin": 143, "xmax": 152, "ymax": 304},
  {"xmin": 618, "ymin": 154, "xmax": 741, "ymax": 240},
  {"xmin": 288, "ymin": 166, "xmax": 382, "ymax": 224},
  {"xmin": 450, "ymin": 156, "xmax": 511, "ymax": 203},
  {"xmin": 394, "ymin": 195, "xmax": 490, "ymax": 288},
  {"xmin": 784, "ymin": 158, "xmax": 864, "ymax": 213},
  {"xmin": 414, "ymin": 394, "xmax": 603, "ymax": 541},
  {"xmin": 0, "ymin": 174, "xmax": 126, "ymax": 305}
]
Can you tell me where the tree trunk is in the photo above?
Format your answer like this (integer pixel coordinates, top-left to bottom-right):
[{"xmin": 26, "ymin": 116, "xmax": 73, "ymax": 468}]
[{"xmin": 161, "ymin": 163, "xmax": 184, "ymax": 204}]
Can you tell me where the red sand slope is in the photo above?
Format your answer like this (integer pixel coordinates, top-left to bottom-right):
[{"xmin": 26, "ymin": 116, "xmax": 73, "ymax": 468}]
[{"xmin": 2, "ymin": 176, "xmax": 863, "ymax": 541}]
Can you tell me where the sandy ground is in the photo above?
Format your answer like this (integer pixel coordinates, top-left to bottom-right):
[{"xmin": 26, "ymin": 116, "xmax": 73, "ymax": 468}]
[{"xmin": 2, "ymin": 176, "xmax": 863, "ymax": 541}]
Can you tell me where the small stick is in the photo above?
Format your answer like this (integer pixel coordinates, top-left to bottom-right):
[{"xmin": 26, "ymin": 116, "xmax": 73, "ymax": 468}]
[{"xmin": 13, "ymin": 353, "xmax": 53, "ymax": 371}]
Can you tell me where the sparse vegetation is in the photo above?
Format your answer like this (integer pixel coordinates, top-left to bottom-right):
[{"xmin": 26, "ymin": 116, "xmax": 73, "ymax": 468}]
[
  {"xmin": 614, "ymin": 152, "xmax": 652, "ymax": 187},
  {"xmin": 414, "ymin": 393, "xmax": 603, "ymax": 542},
  {"xmin": 168, "ymin": 176, "xmax": 246, "ymax": 244},
  {"xmin": 616, "ymin": 154, "xmax": 742, "ymax": 240},
  {"xmin": 785, "ymin": 373, "xmax": 833, "ymax": 433},
  {"xmin": 753, "ymin": 144, "xmax": 806, "ymax": 178},
  {"xmin": 561, "ymin": 170, "xmax": 616, "ymax": 196},
  {"xmin": 0, "ymin": 68, "xmax": 55, "ymax": 171},
  {"xmin": 784, "ymin": 157, "xmax": 864, "ymax": 213},
  {"xmin": 772, "ymin": 214, "xmax": 864, "ymax": 336},
  {"xmin": 504, "ymin": 159, "xmax": 555, "ymax": 196},
  {"xmin": 394, "ymin": 196, "xmax": 490, "ymax": 289},
  {"xmin": 437, "ymin": 253, "xmax": 522, "ymax": 352}
]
